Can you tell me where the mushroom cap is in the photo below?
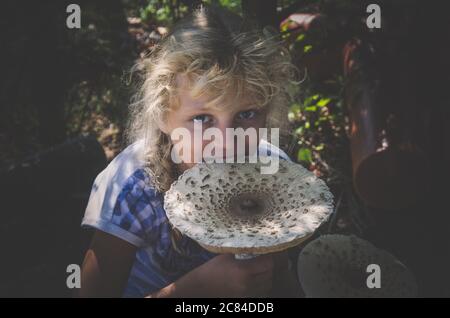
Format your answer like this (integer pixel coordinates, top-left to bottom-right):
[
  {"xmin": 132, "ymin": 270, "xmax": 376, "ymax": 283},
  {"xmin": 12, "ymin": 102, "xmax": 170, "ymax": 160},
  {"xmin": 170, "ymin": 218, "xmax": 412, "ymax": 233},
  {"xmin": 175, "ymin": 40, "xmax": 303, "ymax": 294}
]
[
  {"xmin": 164, "ymin": 159, "xmax": 334, "ymax": 255},
  {"xmin": 297, "ymin": 234, "xmax": 418, "ymax": 297}
]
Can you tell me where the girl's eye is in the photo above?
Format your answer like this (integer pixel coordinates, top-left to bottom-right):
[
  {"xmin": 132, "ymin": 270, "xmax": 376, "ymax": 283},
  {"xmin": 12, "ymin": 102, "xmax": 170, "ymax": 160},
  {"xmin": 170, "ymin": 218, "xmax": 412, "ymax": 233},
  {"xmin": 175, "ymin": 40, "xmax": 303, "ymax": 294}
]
[
  {"xmin": 238, "ymin": 110, "xmax": 257, "ymax": 120},
  {"xmin": 192, "ymin": 114, "xmax": 213, "ymax": 124}
]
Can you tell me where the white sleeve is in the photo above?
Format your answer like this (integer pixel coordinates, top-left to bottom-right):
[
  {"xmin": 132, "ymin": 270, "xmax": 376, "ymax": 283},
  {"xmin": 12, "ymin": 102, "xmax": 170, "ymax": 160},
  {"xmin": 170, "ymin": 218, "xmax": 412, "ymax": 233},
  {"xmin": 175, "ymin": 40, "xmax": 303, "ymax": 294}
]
[{"xmin": 81, "ymin": 140, "xmax": 148, "ymax": 246}]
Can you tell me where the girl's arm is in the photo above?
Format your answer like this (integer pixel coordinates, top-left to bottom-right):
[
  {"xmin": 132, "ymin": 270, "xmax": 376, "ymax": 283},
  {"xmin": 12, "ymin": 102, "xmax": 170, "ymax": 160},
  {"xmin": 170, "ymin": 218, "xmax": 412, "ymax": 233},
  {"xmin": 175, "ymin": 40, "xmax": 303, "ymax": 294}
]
[
  {"xmin": 148, "ymin": 252, "xmax": 301, "ymax": 298},
  {"xmin": 148, "ymin": 254, "xmax": 276, "ymax": 298},
  {"xmin": 78, "ymin": 230, "xmax": 273, "ymax": 298},
  {"xmin": 77, "ymin": 230, "xmax": 137, "ymax": 297}
]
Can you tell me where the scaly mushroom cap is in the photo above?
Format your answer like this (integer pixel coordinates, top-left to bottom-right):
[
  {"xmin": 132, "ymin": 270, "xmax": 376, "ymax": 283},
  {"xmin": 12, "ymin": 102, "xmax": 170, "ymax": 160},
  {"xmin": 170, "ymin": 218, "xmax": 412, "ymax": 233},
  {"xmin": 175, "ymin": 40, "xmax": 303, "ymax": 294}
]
[
  {"xmin": 297, "ymin": 234, "xmax": 418, "ymax": 297},
  {"xmin": 164, "ymin": 160, "xmax": 334, "ymax": 255}
]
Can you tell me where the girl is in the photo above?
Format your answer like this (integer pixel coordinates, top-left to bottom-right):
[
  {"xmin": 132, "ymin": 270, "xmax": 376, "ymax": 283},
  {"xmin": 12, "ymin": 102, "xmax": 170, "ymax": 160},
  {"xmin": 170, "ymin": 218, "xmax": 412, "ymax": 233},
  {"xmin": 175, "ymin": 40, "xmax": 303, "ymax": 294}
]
[{"xmin": 79, "ymin": 5, "xmax": 300, "ymax": 297}]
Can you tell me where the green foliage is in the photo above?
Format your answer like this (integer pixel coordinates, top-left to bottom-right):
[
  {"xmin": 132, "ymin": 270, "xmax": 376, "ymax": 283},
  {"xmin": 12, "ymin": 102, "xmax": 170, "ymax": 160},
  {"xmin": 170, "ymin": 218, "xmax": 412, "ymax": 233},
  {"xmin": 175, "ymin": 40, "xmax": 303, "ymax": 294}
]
[
  {"xmin": 288, "ymin": 74, "xmax": 348, "ymax": 177},
  {"xmin": 140, "ymin": 0, "xmax": 189, "ymax": 25},
  {"xmin": 204, "ymin": 0, "xmax": 242, "ymax": 14},
  {"xmin": 297, "ymin": 147, "xmax": 313, "ymax": 164},
  {"xmin": 139, "ymin": 0, "xmax": 242, "ymax": 26},
  {"xmin": 279, "ymin": 1, "xmax": 351, "ymax": 182}
]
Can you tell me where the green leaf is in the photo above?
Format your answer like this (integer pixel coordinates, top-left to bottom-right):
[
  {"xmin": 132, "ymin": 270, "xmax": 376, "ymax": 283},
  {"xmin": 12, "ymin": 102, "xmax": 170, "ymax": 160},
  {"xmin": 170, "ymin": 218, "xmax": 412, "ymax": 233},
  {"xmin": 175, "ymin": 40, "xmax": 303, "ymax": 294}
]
[
  {"xmin": 297, "ymin": 148, "xmax": 313, "ymax": 163},
  {"xmin": 317, "ymin": 98, "xmax": 331, "ymax": 107},
  {"xmin": 304, "ymin": 94, "xmax": 320, "ymax": 106},
  {"xmin": 305, "ymin": 106, "xmax": 317, "ymax": 112},
  {"xmin": 305, "ymin": 121, "xmax": 310, "ymax": 129},
  {"xmin": 281, "ymin": 23, "xmax": 289, "ymax": 33},
  {"xmin": 314, "ymin": 144, "xmax": 325, "ymax": 151},
  {"xmin": 295, "ymin": 33, "xmax": 305, "ymax": 42},
  {"xmin": 303, "ymin": 45, "xmax": 313, "ymax": 53}
]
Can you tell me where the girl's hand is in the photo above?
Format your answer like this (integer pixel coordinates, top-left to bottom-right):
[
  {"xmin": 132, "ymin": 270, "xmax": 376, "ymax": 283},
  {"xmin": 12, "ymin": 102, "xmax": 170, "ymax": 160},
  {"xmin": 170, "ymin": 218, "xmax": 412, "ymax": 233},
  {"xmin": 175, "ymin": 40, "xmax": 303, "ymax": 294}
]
[
  {"xmin": 152, "ymin": 254, "xmax": 275, "ymax": 298},
  {"xmin": 193, "ymin": 254, "xmax": 275, "ymax": 297}
]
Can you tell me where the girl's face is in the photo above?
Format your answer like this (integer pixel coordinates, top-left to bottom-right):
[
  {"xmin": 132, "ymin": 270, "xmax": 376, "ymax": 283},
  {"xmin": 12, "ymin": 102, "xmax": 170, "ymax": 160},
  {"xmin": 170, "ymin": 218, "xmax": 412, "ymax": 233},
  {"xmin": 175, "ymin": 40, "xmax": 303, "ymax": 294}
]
[{"xmin": 161, "ymin": 75, "xmax": 268, "ymax": 172}]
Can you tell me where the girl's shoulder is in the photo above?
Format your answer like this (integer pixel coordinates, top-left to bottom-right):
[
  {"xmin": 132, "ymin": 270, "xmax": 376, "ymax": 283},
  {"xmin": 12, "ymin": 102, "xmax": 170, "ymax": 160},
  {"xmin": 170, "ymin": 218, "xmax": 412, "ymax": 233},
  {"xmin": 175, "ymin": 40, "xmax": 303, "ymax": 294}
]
[{"xmin": 81, "ymin": 139, "xmax": 163, "ymax": 247}]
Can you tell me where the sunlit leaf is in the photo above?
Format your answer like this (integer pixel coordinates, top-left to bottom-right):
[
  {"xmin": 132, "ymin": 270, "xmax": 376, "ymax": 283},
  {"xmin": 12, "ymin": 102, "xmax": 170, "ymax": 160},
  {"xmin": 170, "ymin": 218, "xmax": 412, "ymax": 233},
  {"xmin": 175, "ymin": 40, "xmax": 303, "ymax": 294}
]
[
  {"xmin": 317, "ymin": 98, "xmax": 331, "ymax": 107},
  {"xmin": 304, "ymin": 45, "xmax": 313, "ymax": 53},
  {"xmin": 304, "ymin": 94, "xmax": 320, "ymax": 106},
  {"xmin": 296, "ymin": 33, "xmax": 305, "ymax": 42},
  {"xmin": 297, "ymin": 148, "xmax": 313, "ymax": 163},
  {"xmin": 314, "ymin": 144, "xmax": 325, "ymax": 151}
]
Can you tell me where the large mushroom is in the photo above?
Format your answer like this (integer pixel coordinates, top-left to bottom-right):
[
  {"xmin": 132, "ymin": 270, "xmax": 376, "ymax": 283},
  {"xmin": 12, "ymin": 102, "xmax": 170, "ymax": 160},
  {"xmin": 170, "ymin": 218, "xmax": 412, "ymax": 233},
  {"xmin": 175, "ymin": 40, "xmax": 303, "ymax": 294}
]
[
  {"xmin": 297, "ymin": 234, "xmax": 418, "ymax": 297},
  {"xmin": 164, "ymin": 159, "xmax": 334, "ymax": 258}
]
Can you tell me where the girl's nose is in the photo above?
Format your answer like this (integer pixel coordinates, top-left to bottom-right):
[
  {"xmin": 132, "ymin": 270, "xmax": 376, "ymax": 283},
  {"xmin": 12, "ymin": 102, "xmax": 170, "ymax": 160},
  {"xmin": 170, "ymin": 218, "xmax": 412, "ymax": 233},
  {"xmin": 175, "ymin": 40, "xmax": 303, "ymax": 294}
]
[
  {"xmin": 215, "ymin": 119, "xmax": 237, "ymax": 158},
  {"xmin": 216, "ymin": 120, "xmax": 253, "ymax": 160}
]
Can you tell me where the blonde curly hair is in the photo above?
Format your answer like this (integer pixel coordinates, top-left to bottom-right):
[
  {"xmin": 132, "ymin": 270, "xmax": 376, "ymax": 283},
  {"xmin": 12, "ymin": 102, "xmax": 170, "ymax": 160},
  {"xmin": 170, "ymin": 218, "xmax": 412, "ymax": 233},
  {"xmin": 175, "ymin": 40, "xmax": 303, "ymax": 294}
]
[{"xmin": 126, "ymin": 6, "xmax": 297, "ymax": 194}]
